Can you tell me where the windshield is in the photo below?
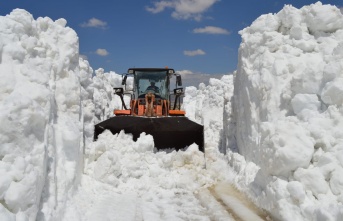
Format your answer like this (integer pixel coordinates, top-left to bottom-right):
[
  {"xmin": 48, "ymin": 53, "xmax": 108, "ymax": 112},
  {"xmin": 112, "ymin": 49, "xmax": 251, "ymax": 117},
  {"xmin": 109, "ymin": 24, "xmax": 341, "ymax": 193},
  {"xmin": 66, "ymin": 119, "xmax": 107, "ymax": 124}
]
[{"xmin": 135, "ymin": 71, "xmax": 169, "ymax": 99}]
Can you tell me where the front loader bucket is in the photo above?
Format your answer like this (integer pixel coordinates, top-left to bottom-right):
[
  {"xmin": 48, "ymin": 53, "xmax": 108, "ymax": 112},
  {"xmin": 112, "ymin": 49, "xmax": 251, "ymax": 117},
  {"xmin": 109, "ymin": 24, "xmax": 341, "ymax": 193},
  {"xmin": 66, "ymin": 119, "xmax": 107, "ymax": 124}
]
[{"xmin": 94, "ymin": 116, "xmax": 204, "ymax": 152}]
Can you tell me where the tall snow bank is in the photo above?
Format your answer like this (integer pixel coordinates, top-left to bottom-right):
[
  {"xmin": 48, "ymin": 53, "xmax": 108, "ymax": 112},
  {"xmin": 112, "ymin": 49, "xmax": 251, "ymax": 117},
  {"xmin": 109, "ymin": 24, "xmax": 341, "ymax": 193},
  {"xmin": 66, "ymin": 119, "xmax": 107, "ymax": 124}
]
[
  {"xmin": 92, "ymin": 68, "xmax": 133, "ymax": 124},
  {"xmin": 84, "ymin": 68, "xmax": 134, "ymax": 169},
  {"xmin": 233, "ymin": 2, "xmax": 343, "ymax": 220},
  {"xmin": 0, "ymin": 9, "xmax": 92, "ymax": 220},
  {"xmin": 183, "ymin": 75, "xmax": 234, "ymax": 153}
]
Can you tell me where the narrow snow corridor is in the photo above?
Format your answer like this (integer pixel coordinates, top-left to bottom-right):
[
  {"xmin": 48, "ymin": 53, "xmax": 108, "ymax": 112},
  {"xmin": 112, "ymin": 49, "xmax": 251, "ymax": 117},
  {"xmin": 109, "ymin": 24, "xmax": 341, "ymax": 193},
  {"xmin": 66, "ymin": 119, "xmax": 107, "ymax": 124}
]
[{"xmin": 1, "ymin": 3, "xmax": 343, "ymax": 221}]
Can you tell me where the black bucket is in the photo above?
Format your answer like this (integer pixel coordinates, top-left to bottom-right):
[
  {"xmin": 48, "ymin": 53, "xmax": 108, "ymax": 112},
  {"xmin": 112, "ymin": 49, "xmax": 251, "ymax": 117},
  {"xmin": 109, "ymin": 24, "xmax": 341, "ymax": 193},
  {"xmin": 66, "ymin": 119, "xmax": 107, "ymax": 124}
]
[{"xmin": 94, "ymin": 116, "xmax": 204, "ymax": 152}]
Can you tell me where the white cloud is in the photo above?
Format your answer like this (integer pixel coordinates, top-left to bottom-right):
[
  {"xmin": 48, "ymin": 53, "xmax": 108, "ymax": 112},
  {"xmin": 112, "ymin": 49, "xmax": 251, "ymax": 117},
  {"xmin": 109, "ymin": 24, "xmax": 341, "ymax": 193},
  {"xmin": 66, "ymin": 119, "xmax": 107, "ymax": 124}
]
[
  {"xmin": 146, "ymin": 0, "xmax": 219, "ymax": 21},
  {"xmin": 184, "ymin": 49, "xmax": 206, "ymax": 56},
  {"xmin": 340, "ymin": 7, "xmax": 343, "ymax": 14},
  {"xmin": 193, "ymin": 26, "xmax": 230, "ymax": 35},
  {"xmin": 178, "ymin": 70, "xmax": 194, "ymax": 75},
  {"xmin": 80, "ymin": 18, "xmax": 107, "ymax": 29},
  {"xmin": 146, "ymin": 1, "xmax": 174, "ymax": 13},
  {"xmin": 96, "ymin": 49, "xmax": 109, "ymax": 56}
]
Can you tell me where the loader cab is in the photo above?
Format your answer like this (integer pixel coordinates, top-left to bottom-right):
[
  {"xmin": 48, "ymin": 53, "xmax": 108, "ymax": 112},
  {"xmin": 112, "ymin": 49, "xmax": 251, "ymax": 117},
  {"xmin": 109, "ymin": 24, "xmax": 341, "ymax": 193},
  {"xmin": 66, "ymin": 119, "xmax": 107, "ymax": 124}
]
[
  {"xmin": 116, "ymin": 67, "xmax": 184, "ymax": 117},
  {"xmin": 127, "ymin": 68, "xmax": 175, "ymax": 100},
  {"xmin": 135, "ymin": 70, "xmax": 169, "ymax": 99}
]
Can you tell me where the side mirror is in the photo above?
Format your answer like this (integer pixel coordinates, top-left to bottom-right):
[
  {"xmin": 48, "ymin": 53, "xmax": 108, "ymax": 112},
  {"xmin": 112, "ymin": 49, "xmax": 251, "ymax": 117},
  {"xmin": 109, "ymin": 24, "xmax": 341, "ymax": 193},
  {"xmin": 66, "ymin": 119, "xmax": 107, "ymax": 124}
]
[
  {"xmin": 174, "ymin": 88, "xmax": 183, "ymax": 95},
  {"xmin": 176, "ymin": 74, "xmax": 182, "ymax": 86},
  {"xmin": 121, "ymin": 75, "xmax": 127, "ymax": 85},
  {"xmin": 113, "ymin": 87, "xmax": 124, "ymax": 95}
]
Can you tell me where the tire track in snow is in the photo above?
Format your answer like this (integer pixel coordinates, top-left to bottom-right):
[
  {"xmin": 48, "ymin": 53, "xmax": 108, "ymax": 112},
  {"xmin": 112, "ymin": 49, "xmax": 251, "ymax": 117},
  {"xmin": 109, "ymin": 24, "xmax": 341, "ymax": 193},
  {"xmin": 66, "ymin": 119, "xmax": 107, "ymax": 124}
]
[
  {"xmin": 196, "ymin": 188, "xmax": 236, "ymax": 221},
  {"xmin": 209, "ymin": 182, "xmax": 269, "ymax": 221}
]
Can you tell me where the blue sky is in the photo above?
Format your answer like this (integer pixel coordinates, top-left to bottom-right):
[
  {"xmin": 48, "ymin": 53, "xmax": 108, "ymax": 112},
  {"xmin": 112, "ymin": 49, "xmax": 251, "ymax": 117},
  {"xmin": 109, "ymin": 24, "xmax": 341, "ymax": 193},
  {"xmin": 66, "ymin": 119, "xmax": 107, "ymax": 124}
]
[{"xmin": 1, "ymin": 0, "xmax": 343, "ymax": 85}]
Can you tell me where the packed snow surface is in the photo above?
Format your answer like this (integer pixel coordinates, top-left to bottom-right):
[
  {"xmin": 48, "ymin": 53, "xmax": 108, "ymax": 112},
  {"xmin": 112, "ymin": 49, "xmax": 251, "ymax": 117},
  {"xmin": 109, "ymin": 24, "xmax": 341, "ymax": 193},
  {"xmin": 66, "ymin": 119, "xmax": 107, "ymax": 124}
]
[{"xmin": 0, "ymin": 2, "xmax": 343, "ymax": 221}]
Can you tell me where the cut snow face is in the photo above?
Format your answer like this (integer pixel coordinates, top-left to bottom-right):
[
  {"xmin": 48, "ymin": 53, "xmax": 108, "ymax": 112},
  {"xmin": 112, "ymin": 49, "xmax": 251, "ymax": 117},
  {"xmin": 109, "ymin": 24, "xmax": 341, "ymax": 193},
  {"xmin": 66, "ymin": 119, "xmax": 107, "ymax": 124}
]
[
  {"xmin": 0, "ymin": 9, "xmax": 88, "ymax": 221},
  {"xmin": 233, "ymin": 2, "xmax": 343, "ymax": 220}
]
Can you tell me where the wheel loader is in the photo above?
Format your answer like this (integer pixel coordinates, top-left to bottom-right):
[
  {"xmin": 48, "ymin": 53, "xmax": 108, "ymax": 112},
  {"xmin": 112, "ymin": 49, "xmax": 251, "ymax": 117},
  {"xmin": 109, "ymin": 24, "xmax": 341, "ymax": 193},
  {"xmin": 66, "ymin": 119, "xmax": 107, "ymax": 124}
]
[{"xmin": 93, "ymin": 68, "xmax": 204, "ymax": 152}]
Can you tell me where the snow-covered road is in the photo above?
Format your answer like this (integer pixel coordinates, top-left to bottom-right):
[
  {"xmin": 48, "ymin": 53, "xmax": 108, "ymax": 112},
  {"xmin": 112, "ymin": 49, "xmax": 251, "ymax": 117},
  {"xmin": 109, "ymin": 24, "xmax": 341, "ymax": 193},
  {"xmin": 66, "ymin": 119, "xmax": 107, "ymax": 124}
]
[
  {"xmin": 65, "ymin": 172, "xmax": 268, "ymax": 221},
  {"xmin": 82, "ymin": 183, "xmax": 267, "ymax": 221},
  {"xmin": 62, "ymin": 131, "xmax": 268, "ymax": 221}
]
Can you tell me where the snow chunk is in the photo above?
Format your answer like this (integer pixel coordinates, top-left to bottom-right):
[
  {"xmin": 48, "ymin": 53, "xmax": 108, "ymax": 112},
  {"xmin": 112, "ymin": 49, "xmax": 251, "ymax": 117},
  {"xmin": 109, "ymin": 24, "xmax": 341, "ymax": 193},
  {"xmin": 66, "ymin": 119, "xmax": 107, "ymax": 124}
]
[
  {"xmin": 261, "ymin": 121, "xmax": 314, "ymax": 177},
  {"xmin": 0, "ymin": 203, "xmax": 15, "ymax": 221},
  {"xmin": 241, "ymin": 13, "xmax": 280, "ymax": 34},
  {"xmin": 134, "ymin": 133, "xmax": 155, "ymax": 153},
  {"xmin": 93, "ymin": 151, "xmax": 120, "ymax": 186},
  {"xmin": 294, "ymin": 167, "xmax": 329, "ymax": 197},
  {"xmin": 330, "ymin": 167, "xmax": 343, "ymax": 196},
  {"xmin": 287, "ymin": 181, "xmax": 306, "ymax": 204},
  {"xmin": 304, "ymin": 2, "xmax": 343, "ymax": 33},
  {"xmin": 321, "ymin": 78, "xmax": 343, "ymax": 105},
  {"xmin": 291, "ymin": 94, "xmax": 321, "ymax": 115}
]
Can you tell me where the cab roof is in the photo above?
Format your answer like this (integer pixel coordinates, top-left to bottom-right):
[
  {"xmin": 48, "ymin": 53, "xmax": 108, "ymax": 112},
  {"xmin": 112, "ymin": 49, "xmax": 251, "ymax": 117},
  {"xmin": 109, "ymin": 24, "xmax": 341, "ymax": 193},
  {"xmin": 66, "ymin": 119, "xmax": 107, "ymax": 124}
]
[{"xmin": 128, "ymin": 68, "xmax": 175, "ymax": 73}]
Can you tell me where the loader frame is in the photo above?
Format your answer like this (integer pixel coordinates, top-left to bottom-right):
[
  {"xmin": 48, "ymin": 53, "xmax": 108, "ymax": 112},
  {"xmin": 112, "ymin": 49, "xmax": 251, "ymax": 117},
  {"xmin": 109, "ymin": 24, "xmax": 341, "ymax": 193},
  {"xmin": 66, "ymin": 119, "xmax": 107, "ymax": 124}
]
[{"xmin": 94, "ymin": 67, "xmax": 204, "ymax": 152}]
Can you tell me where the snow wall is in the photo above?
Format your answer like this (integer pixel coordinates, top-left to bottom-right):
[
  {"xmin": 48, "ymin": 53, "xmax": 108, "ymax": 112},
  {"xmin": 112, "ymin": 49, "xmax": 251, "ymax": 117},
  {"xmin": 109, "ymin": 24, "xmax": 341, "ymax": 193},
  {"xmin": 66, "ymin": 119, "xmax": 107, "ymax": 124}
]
[
  {"xmin": 0, "ymin": 9, "xmax": 132, "ymax": 220},
  {"xmin": 0, "ymin": 9, "xmax": 80, "ymax": 220},
  {"xmin": 0, "ymin": 9, "xmax": 101, "ymax": 220},
  {"xmin": 230, "ymin": 2, "xmax": 343, "ymax": 220},
  {"xmin": 185, "ymin": 2, "xmax": 343, "ymax": 220}
]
